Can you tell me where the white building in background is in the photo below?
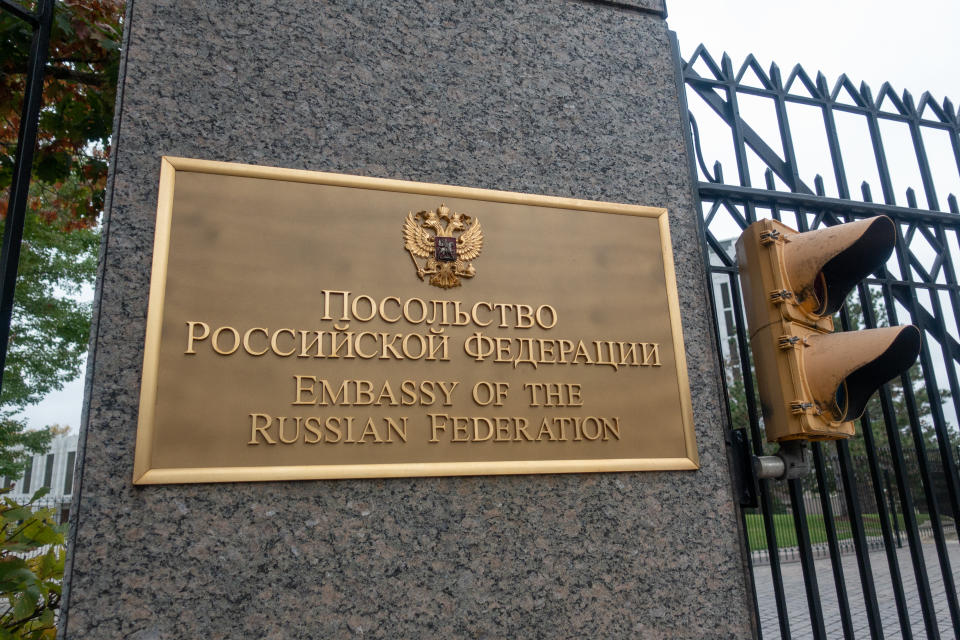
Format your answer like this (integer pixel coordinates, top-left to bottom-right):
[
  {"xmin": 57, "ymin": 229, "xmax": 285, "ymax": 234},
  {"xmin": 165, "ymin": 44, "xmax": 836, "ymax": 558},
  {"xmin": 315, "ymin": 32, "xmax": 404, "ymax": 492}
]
[
  {"xmin": 710, "ymin": 237, "xmax": 741, "ymax": 372},
  {"xmin": 2, "ymin": 432, "xmax": 78, "ymax": 524}
]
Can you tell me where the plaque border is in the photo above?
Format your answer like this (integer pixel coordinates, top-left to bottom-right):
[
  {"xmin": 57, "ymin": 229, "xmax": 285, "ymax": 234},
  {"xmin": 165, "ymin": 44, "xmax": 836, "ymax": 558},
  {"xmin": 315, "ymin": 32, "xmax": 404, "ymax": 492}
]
[{"xmin": 133, "ymin": 156, "xmax": 698, "ymax": 484}]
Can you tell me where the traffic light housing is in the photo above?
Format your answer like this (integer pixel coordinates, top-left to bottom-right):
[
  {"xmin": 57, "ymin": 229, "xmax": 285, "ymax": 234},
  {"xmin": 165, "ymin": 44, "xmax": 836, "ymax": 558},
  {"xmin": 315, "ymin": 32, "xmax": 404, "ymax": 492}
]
[{"xmin": 735, "ymin": 216, "xmax": 921, "ymax": 442}]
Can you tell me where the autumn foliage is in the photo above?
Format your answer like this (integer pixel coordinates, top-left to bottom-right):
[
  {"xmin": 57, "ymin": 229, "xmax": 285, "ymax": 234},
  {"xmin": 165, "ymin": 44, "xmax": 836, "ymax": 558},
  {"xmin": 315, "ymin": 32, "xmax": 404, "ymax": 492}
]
[
  {"xmin": 1, "ymin": 0, "xmax": 123, "ymax": 231},
  {"xmin": 0, "ymin": 1, "xmax": 122, "ymax": 483}
]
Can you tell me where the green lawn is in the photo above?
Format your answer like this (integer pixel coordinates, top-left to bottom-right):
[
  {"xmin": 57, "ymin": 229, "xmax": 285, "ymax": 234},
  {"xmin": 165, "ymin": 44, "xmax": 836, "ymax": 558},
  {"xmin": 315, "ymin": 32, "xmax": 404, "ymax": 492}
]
[{"xmin": 744, "ymin": 512, "xmax": 929, "ymax": 551}]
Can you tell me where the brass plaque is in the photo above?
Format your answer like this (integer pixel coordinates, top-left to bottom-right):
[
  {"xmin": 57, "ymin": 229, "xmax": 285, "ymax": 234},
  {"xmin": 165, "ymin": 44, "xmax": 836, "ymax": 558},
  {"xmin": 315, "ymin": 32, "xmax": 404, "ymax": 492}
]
[{"xmin": 132, "ymin": 157, "xmax": 698, "ymax": 484}]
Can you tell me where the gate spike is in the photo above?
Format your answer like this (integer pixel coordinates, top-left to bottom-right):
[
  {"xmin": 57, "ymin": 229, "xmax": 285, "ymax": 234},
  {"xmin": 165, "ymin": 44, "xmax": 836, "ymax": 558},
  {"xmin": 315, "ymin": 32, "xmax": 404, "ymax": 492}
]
[
  {"xmin": 906, "ymin": 187, "xmax": 918, "ymax": 209},
  {"xmin": 902, "ymin": 89, "xmax": 916, "ymax": 115},
  {"xmin": 769, "ymin": 62, "xmax": 782, "ymax": 90},
  {"xmin": 687, "ymin": 43, "xmax": 708, "ymax": 69},
  {"xmin": 764, "ymin": 168, "xmax": 775, "ymax": 190},
  {"xmin": 943, "ymin": 97, "xmax": 955, "ymax": 119},
  {"xmin": 917, "ymin": 92, "xmax": 937, "ymax": 120},
  {"xmin": 861, "ymin": 182, "xmax": 873, "ymax": 203},
  {"xmin": 949, "ymin": 194, "xmax": 958, "ymax": 214},
  {"xmin": 721, "ymin": 52, "xmax": 734, "ymax": 79},
  {"xmin": 737, "ymin": 54, "xmax": 770, "ymax": 88},
  {"xmin": 713, "ymin": 161, "xmax": 724, "ymax": 183},
  {"xmin": 690, "ymin": 45, "xmax": 724, "ymax": 80},
  {"xmin": 814, "ymin": 175, "xmax": 826, "ymax": 197},
  {"xmin": 831, "ymin": 74, "xmax": 851, "ymax": 103},
  {"xmin": 877, "ymin": 82, "xmax": 905, "ymax": 113},
  {"xmin": 815, "ymin": 71, "xmax": 829, "ymax": 97}
]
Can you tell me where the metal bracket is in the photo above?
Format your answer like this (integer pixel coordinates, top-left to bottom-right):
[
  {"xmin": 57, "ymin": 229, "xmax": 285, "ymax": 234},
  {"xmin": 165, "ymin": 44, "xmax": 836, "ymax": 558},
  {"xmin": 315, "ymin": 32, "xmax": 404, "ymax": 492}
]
[
  {"xmin": 728, "ymin": 431, "xmax": 810, "ymax": 497},
  {"xmin": 777, "ymin": 335, "xmax": 801, "ymax": 349},
  {"xmin": 789, "ymin": 400, "xmax": 814, "ymax": 414},
  {"xmin": 759, "ymin": 229, "xmax": 783, "ymax": 245},
  {"xmin": 727, "ymin": 428, "xmax": 759, "ymax": 507},
  {"xmin": 769, "ymin": 289, "xmax": 793, "ymax": 303},
  {"xmin": 754, "ymin": 441, "xmax": 810, "ymax": 481}
]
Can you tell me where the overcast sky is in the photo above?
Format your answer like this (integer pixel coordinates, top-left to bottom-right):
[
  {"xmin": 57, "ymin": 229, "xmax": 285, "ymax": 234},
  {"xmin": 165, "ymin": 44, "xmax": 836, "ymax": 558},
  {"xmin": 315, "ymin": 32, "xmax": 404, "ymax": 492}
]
[
  {"xmin": 669, "ymin": 0, "xmax": 960, "ymax": 428},
  {"xmin": 20, "ymin": 2, "xmax": 960, "ymax": 433},
  {"xmin": 668, "ymin": 0, "xmax": 960, "ymax": 101}
]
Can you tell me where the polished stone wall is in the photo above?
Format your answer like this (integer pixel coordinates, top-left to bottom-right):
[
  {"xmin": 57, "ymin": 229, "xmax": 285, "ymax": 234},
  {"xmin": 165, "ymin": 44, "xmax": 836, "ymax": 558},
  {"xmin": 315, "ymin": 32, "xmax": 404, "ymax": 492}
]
[{"xmin": 61, "ymin": 1, "xmax": 753, "ymax": 637}]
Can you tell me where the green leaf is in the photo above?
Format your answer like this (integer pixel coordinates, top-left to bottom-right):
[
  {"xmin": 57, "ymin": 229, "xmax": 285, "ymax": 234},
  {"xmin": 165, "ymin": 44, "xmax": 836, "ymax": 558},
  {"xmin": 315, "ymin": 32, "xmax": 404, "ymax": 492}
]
[
  {"xmin": 2, "ymin": 508, "xmax": 30, "ymax": 523},
  {"xmin": 0, "ymin": 558, "xmax": 27, "ymax": 578},
  {"xmin": 25, "ymin": 527, "xmax": 61, "ymax": 547},
  {"xmin": 12, "ymin": 590, "xmax": 37, "ymax": 621}
]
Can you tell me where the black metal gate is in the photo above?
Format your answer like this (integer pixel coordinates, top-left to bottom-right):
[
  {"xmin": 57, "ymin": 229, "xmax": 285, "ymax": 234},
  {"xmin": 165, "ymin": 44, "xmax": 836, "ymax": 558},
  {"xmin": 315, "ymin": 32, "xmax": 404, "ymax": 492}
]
[
  {"xmin": 682, "ymin": 45, "xmax": 960, "ymax": 638},
  {"xmin": 0, "ymin": 0, "xmax": 54, "ymax": 395}
]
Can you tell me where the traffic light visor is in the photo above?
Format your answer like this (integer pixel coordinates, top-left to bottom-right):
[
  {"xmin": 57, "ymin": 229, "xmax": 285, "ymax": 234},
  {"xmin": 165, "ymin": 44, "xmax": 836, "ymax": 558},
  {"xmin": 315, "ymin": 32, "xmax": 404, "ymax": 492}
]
[
  {"xmin": 785, "ymin": 216, "xmax": 895, "ymax": 317},
  {"xmin": 806, "ymin": 324, "xmax": 921, "ymax": 422}
]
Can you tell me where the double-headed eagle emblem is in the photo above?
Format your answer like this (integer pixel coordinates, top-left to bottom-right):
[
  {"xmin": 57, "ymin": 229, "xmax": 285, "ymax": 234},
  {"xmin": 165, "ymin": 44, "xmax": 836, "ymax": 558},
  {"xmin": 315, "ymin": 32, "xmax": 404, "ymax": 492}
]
[{"xmin": 403, "ymin": 204, "xmax": 483, "ymax": 288}]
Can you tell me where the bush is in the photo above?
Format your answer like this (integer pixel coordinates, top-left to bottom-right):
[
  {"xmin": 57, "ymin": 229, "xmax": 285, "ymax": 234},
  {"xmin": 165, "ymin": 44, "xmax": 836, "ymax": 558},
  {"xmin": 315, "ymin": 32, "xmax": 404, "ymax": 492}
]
[{"xmin": 0, "ymin": 488, "xmax": 65, "ymax": 639}]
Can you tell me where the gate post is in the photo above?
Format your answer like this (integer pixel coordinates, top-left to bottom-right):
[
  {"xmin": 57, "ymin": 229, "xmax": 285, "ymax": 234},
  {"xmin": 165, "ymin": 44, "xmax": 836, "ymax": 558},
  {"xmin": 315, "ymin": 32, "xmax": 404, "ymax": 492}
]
[{"xmin": 60, "ymin": 1, "xmax": 754, "ymax": 637}]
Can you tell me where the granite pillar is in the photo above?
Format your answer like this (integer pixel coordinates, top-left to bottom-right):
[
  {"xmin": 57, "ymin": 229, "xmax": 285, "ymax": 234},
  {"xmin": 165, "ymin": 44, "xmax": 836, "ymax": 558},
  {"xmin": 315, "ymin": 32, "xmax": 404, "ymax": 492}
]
[{"xmin": 61, "ymin": 0, "xmax": 755, "ymax": 637}]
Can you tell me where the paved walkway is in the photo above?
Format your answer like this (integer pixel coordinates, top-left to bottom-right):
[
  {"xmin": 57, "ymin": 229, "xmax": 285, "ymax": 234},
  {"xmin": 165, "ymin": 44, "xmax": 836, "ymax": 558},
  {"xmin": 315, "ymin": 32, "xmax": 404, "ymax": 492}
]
[{"xmin": 753, "ymin": 539, "xmax": 960, "ymax": 638}]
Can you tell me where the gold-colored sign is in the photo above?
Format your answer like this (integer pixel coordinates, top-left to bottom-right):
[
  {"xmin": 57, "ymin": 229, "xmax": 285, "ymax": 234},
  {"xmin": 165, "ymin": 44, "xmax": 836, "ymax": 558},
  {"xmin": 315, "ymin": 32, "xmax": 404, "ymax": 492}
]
[{"xmin": 133, "ymin": 157, "xmax": 697, "ymax": 484}]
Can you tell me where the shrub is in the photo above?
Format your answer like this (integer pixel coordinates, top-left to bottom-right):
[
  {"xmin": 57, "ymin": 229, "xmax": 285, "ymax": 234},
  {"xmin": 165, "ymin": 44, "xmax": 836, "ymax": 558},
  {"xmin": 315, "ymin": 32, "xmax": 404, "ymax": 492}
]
[{"xmin": 0, "ymin": 488, "xmax": 65, "ymax": 639}]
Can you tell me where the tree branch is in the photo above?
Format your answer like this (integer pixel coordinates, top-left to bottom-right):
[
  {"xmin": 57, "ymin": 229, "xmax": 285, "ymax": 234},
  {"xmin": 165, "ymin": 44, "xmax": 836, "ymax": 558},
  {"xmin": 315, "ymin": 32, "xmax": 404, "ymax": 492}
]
[
  {"xmin": 49, "ymin": 56, "xmax": 109, "ymax": 65},
  {"xmin": 45, "ymin": 66, "xmax": 103, "ymax": 87}
]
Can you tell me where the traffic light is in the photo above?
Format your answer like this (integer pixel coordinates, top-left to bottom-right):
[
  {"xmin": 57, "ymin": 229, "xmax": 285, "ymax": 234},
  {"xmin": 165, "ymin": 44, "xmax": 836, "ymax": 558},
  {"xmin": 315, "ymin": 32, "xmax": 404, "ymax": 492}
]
[{"xmin": 735, "ymin": 215, "xmax": 921, "ymax": 442}]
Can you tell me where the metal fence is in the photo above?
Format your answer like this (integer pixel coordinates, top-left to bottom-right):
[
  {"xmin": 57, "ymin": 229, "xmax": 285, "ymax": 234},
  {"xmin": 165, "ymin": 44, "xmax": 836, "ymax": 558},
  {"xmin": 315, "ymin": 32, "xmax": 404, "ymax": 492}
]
[
  {"xmin": 3, "ymin": 496, "xmax": 70, "ymax": 560},
  {"xmin": 682, "ymin": 43, "xmax": 960, "ymax": 639},
  {"xmin": 745, "ymin": 450, "xmax": 944, "ymax": 567}
]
